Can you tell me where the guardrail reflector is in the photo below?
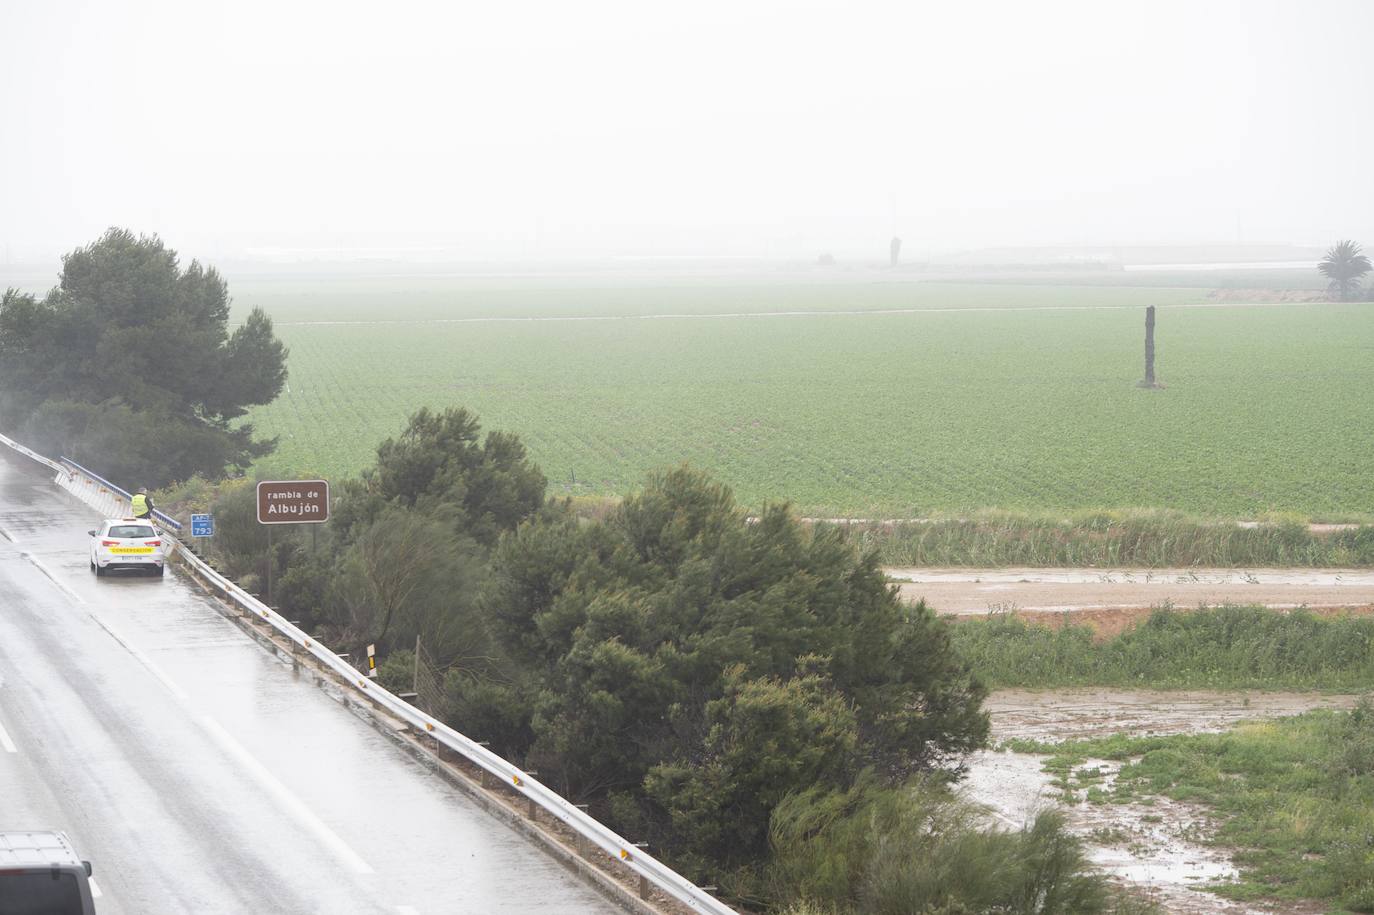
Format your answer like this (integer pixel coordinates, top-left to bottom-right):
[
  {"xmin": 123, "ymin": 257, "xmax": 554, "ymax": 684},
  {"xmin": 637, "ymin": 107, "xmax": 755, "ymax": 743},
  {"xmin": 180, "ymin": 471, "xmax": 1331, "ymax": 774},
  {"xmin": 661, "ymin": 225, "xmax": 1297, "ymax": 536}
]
[
  {"xmin": 424, "ymin": 722, "xmax": 434, "ymax": 731},
  {"xmin": 620, "ymin": 849, "xmax": 632, "ymax": 861},
  {"xmin": 512, "ymin": 775, "xmax": 522, "ymax": 786}
]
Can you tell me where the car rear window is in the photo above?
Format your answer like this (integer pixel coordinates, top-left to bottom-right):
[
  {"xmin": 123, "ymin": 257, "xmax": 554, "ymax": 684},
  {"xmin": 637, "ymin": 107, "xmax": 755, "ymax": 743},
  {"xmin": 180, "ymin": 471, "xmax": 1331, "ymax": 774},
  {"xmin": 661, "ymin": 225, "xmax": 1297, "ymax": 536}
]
[
  {"xmin": 0, "ymin": 870, "xmax": 84, "ymax": 913},
  {"xmin": 108, "ymin": 525, "xmax": 156, "ymax": 539}
]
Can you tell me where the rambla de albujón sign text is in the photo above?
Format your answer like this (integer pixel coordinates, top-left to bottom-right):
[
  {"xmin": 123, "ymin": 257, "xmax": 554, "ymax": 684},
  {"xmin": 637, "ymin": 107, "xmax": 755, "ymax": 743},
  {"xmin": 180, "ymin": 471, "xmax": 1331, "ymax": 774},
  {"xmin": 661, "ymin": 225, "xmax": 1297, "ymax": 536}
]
[{"xmin": 257, "ymin": 480, "xmax": 330, "ymax": 525}]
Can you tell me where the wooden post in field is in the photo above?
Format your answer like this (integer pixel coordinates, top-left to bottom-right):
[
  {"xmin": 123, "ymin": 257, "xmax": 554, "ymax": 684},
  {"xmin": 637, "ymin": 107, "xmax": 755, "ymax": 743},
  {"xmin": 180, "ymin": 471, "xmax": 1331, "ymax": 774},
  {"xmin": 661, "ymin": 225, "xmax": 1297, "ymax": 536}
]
[{"xmin": 1141, "ymin": 305, "xmax": 1158, "ymax": 388}]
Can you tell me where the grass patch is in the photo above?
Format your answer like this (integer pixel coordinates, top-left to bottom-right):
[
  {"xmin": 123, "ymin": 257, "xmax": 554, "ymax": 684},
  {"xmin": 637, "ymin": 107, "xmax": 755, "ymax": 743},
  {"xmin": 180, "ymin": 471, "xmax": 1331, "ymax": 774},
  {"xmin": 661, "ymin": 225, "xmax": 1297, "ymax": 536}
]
[
  {"xmin": 1003, "ymin": 704, "xmax": 1374, "ymax": 911},
  {"xmin": 951, "ymin": 605, "xmax": 1374, "ymax": 690}
]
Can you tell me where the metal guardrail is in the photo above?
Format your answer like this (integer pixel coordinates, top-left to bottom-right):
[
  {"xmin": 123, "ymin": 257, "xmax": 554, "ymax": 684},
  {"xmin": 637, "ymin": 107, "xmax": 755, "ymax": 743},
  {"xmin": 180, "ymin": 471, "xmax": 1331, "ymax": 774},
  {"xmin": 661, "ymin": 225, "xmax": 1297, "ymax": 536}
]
[
  {"xmin": 0, "ymin": 431, "xmax": 739, "ymax": 915},
  {"xmin": 0, "ymin": 431, "xmax": 65, "ymax": 474},
  {"xmin": 55, "ymin": 456, "xmax": 182, "ymax": 532},
  {"xmin": 174, "ymin": 549, "xmax": 737, "ymax": 914}
]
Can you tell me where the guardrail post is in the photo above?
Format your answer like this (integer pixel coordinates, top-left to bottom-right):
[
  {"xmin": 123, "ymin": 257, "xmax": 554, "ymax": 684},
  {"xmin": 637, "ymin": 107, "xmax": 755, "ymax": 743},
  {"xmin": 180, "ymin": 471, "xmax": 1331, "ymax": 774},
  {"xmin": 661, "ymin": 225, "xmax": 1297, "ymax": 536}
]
[
  {"xmin": 634, "ymin": 835, "xmax": 651, "ymax": 879},
  {"xmin": 473, "ymin": 742, "xmax": 492, "ymax": 787},
  {"xmin": 574, "ymin": 804, "xmax": 590, "ymax": 857},
  {"xmin": 632, "ymin": 841, "xmax": 649, "ymax": 897},
  {"xmin": 286, "ymin": 629, "xmax": 301, "ymax": 672},
  {"xmin": 479, "ymin": 762, "xmax": 491, "ymax": 788},
  {"xmin": 520, "ymin": 770, "xmax": 539, "ymax": 820}
]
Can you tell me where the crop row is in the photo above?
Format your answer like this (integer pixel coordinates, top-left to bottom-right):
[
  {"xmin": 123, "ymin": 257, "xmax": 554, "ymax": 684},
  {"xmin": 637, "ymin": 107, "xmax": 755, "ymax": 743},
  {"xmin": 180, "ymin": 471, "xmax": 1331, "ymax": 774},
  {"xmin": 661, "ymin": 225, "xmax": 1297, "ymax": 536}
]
[{"xmin": 244, "ymin": 285, "xmax": 1374, "ymax": 519}]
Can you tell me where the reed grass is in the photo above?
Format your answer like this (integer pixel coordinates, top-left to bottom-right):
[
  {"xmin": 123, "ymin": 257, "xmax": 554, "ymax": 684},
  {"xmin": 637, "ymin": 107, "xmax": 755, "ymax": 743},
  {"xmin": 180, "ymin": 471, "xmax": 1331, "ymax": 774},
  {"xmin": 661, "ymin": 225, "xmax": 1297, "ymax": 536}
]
[
  {"xmin": 848, "ymin": 509, "xmax": 1374, "ymax": 568},
  {"xmin": 950, "ymin": 605, "xmax": 1374, "ymax": 690}
]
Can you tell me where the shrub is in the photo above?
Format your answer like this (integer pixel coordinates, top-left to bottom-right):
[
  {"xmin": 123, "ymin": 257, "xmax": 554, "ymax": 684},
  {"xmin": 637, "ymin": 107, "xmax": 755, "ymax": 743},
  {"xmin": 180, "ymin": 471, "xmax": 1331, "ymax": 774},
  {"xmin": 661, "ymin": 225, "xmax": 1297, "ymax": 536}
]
[{"xmin": 767, "ymin": 776, "xmax": 1135, "ymax": 914}]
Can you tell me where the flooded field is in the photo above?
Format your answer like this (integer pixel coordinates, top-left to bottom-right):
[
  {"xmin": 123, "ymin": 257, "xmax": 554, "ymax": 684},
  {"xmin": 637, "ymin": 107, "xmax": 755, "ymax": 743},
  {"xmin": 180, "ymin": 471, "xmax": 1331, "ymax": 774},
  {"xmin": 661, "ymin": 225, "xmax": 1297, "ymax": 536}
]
[{"xmin": 962, "ymin": 689, "xmax": 1364, "ymax": 914}]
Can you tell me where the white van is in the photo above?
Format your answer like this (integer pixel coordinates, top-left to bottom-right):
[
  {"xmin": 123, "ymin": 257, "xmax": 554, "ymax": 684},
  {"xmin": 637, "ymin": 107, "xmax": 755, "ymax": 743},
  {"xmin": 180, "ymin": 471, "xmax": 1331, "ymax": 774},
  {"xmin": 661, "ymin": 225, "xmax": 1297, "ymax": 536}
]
[{"xmin": 0, "ymin": 831, "xmax": 97, "ymax": 914}]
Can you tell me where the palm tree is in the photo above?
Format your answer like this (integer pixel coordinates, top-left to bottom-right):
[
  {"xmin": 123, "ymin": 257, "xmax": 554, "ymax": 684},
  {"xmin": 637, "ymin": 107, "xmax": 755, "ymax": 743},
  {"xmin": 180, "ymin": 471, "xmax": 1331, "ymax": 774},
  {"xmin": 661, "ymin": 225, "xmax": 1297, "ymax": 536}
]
[{"xmin": 1318, "ymin": 240, "xmax": 1371, "ymax": 301}]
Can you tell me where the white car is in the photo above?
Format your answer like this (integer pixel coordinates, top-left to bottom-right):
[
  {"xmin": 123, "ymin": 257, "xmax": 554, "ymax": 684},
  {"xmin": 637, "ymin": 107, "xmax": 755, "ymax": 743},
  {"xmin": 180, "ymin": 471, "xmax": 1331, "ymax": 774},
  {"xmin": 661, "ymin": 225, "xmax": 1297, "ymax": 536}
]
[{"xmin": 89, "ymin": 519, "xmax": 166, "ymax": 577}]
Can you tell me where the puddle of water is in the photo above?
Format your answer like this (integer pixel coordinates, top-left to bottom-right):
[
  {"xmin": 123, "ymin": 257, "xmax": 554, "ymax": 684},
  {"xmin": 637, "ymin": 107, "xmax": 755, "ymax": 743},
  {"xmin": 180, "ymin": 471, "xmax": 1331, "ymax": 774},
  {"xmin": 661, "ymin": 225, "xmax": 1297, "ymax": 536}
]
[
  {"xmin": 962, "ymin": 749, "xmax": 1250, "ymax": 913},
  {"xmin": 959, "ymin": 690, "xmax": 1364, "ymax": 914}
]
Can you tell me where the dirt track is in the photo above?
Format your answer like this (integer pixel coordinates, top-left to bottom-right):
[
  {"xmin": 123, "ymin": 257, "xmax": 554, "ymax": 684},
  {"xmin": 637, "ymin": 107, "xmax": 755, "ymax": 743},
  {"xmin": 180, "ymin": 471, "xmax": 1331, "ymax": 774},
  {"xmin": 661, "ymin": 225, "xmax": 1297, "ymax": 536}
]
[{"xmin": 889, "ymin": 567, "xmax": 1374, "ymax": 616}]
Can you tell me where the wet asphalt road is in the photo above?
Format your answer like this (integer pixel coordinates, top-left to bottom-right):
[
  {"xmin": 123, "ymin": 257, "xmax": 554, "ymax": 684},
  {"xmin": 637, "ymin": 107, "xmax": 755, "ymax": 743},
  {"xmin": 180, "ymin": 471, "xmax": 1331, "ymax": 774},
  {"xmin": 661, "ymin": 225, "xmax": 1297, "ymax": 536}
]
[{"xmin": 0, "ymin": 454, "xmax": 613, "ymax": 915}]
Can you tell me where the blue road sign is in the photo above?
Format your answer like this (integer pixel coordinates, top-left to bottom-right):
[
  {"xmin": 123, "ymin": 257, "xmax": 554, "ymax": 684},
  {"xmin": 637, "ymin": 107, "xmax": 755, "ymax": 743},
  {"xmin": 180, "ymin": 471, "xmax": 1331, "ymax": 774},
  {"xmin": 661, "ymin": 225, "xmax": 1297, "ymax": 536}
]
[{"xmin": 191, "ymin": 513, "xmax": 214, "ymax": 537}]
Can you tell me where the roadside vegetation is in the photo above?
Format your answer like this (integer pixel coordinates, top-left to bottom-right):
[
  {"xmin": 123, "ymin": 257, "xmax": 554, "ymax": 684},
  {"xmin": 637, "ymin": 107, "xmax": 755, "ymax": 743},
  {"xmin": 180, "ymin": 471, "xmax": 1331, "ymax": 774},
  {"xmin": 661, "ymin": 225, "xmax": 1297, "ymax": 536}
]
[
  {"xmin": 1006, "ymin": 702, "xmax": 1374, "ymax": 912},
  {"xmin": 766, "ymin": 776, "xmax": 1157, "ymax": 915},
  {"xmin": 951, "ymin": 606, "xmax": 1374, "ymax": 691},
  {"xmin": 0, "ymin": 229, "xmax": 288, "ymax": 485},
  {"xmin": 179, "ymin": 405, "xmax": 1153, "ymax": 911}
]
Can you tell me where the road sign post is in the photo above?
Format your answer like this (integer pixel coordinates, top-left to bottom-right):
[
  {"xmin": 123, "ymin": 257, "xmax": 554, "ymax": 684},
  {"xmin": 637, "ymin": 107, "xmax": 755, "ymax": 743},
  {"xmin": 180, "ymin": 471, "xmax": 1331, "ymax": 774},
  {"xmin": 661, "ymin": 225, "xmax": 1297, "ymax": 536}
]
[{"xmin": 256, "ymin": 480, "xmax": 330, "ymax": 606}]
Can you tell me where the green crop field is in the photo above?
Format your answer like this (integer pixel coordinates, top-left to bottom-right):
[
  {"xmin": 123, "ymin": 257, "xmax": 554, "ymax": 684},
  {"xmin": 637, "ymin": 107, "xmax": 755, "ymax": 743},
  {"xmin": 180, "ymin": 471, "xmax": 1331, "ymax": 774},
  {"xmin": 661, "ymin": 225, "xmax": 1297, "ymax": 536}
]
[{"xmin": 232, "ymin": 273, "xmax": 1374, "ymax": 519}]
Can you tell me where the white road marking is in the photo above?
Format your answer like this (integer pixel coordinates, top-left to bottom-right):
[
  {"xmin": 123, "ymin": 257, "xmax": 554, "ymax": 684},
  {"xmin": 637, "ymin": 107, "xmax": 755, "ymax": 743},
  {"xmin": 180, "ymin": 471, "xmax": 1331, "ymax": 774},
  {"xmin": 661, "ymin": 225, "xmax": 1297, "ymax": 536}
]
[
  {"xmin": 91, "ymin": 614, "xmax": 374, "ymax": 875},
  {"xmin": 0, "ymin": 525, "xmax": 18, "ymax": 543},
  {"xmin": 90, "ymin": 616, "xmax": 190, "ymax": 702},
  {"xmin": 88, "ymin": 876, "xmax": 102, "ymax": 898},
  {"xmin": 198, "ymin": 716, "xmax": 375, "ymax": 874},
  {"xmin": 22, "ymin": 553, "xmax": 87, "ymax": 605},
  {"xmin": 0, "ymin": 716, "xmax": 17, "ymax": 753}
]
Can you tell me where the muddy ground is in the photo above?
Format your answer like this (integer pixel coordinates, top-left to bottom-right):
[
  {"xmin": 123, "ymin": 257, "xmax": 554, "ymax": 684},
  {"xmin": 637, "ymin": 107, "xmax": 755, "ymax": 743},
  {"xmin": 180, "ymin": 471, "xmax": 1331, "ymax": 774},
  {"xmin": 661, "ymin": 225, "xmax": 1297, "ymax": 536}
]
[
  {"xmin": 963, "ymin": 689, "xmax": 1365, "ymax": 914},
  {"xmin": 889, "ymin": 567, "xmax": 1374, "ymax": 617}
]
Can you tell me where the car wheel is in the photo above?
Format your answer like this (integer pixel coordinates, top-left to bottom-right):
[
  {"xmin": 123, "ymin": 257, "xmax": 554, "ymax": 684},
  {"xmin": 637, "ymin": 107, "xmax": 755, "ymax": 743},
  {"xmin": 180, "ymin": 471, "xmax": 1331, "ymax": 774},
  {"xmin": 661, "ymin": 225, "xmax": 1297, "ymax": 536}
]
[
  {"xmin": 153, "ymin": 566, "xmax": 165, "ymax": 578},
  {"xmin": 95, "ymin": 564, "xmax": 106, "ymax": 577}
]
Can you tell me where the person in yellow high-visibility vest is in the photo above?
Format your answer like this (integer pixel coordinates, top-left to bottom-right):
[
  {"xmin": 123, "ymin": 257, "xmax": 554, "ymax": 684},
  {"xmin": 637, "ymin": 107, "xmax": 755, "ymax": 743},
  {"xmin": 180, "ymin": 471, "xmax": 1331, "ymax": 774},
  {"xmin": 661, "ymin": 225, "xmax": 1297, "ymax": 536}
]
[{"xmin": 130, "ymin": 488, "xmax": 155, "ymax": 520}]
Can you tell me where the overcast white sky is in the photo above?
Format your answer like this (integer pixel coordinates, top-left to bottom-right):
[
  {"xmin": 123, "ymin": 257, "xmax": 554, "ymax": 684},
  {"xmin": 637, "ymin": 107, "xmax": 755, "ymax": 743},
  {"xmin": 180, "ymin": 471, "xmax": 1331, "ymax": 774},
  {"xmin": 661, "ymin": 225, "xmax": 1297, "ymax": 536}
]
[{"xmin": 1, "ymin": 0, "xmax": 1370, "ymax": 263}]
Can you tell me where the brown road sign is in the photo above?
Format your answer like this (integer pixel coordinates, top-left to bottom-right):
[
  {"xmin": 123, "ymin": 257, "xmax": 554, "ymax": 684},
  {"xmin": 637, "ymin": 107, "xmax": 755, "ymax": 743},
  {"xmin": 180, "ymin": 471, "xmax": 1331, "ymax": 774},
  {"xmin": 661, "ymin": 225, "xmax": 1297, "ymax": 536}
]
[{"xmin": 257, "ymin": 480, "xmax": 330, "ymax": 524}]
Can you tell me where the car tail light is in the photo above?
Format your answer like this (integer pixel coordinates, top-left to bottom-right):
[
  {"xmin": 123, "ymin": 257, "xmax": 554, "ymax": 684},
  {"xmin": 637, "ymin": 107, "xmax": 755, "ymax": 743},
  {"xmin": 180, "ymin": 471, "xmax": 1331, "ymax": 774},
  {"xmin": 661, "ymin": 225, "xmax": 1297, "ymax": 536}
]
[
  {"xmin": 145, "ymin": 540, "xmax": 161, "ymax": 546},
  {"xmin": 101, "ymin": 540, "xmax": 118, "ymax": 547}
]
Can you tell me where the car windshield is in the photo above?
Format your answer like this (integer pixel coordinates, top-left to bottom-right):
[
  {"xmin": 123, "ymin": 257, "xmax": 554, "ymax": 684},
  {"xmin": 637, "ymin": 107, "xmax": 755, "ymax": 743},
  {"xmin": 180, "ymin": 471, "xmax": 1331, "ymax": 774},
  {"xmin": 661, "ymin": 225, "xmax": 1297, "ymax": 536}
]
[{"xmin": 108, "ymin": 525, "xmax": 156, "ymax": 539}]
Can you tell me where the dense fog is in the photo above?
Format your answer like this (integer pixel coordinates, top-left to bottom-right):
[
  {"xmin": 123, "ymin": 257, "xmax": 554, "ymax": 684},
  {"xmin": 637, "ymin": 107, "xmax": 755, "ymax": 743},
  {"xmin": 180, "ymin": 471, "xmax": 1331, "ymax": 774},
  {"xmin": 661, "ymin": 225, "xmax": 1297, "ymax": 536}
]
[{"xmin": 2, "ymin": 0, "xmax": 1371, "ymax": 263}]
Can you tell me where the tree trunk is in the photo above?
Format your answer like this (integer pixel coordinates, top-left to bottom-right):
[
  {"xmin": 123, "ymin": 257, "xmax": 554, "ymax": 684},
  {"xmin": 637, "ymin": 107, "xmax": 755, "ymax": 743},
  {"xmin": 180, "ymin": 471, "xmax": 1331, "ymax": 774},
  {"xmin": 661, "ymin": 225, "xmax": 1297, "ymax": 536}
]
[{"xmin": 1143, "ymin": 305, "xmax": 1156, "ymax": 387}]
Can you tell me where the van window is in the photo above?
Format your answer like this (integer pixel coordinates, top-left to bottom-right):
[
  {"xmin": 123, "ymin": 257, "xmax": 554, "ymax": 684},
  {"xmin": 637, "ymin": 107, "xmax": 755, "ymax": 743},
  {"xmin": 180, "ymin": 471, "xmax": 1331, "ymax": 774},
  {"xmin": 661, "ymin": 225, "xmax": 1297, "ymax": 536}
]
[{"xmin": 0, "ymin": 870, "xmax": 84, "ymax": 914}]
